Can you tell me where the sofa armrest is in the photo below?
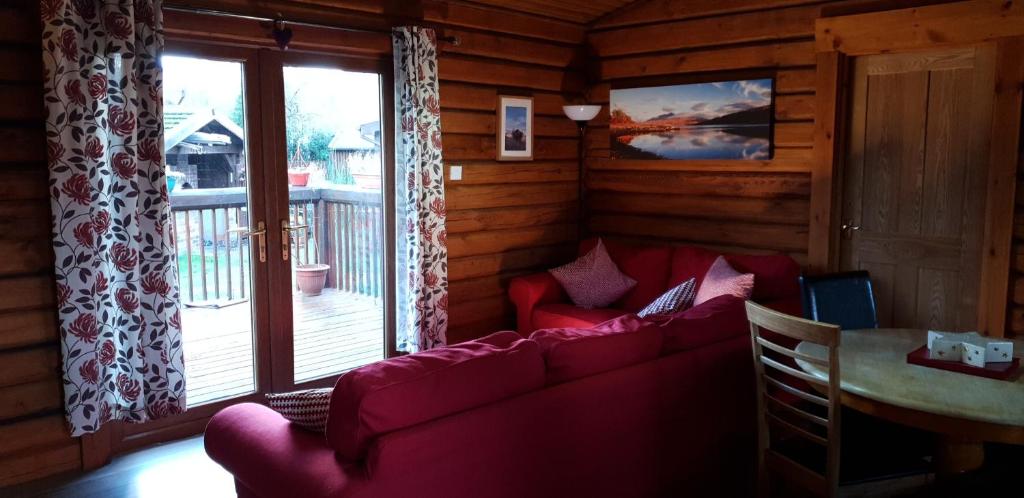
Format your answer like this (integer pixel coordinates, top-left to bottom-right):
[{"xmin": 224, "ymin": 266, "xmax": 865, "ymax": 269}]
[
  {"xmin": 508, "ymin": 272, "xmax": 568, "ymax": 335},
  {"xmin": 205, "ymin": 403, "xmax": 364, "ymax": 498}
]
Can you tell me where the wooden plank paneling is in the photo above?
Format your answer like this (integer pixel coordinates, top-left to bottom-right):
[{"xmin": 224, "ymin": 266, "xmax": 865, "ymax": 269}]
[
  {"xmin": 0, "ymin": 347, "xmax": 60, "ymax": 388},
  {"xmin": 587, "ymin": 191, "xmax": 810, "ymax": 225},
  {"xmin": 598, "ymin": 41, "xmax": 816, "ymax": 80},
  {"xmin": 443, "ymin": 162, "xmax": 577, "ymax": 185},
  {"xmin": 1, "ymin": 0, "xmax": 77, "ymax": 486},
  {"xmin": 447, "ymin": 224, "xmax": 576, "ymax": 258},
  {"xmin": 448, "ymin": 244, "xmax": 574, "ymax": 281},
  {"xmin": 587, "ymin": 170, "xmax": 810, "ymax": 198},
  {"xmin": 423, "ymin": 1, "xmax": 586, "ymax": 44},
  {"xmin": 447, "ymin": 203, "xmax": 577, "ymax": 233},
  {"xmin": 815, "ymin": 0, "xmax": 1024, "ymax": 55},
  {"xmin": 439, "ymin": 29, "xmax": 579, "ymax": 67},
  {"xmin": 439, "ymin": 56, "xmax": 583, "ymax": 92},
  {"xmin": 0, "ymin": 379, "xmax": 63, "ymax": 422},
  {"xmin": 588, "ymin": 1, "xmax": 830, "ymax": 266},
  {"xmin": 431, "ymin": 3, "xmax": 583, "ymax": 343},
  {"xmin": 592, "ymin": 0, "xmax": 820, "ymax": 29},
  {"xmin": 447, "ymin": 182, "xmax": 578, "ymax": 210},
  {"xmin": 0, "ymin": 442, "xmax": 80, "ymax": 488},
  {"xmin": 590, "ymin": 4, "xmax": 819, "ymax": 57},
  {"xmin": 589, "ymin": 214, "xmax": 808, "ymax": 252}
]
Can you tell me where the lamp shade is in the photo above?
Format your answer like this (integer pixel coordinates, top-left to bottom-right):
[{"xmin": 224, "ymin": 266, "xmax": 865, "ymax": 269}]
[{"xmin": 562, "ymin": 105, "xmax": 601, "ymax": 122}]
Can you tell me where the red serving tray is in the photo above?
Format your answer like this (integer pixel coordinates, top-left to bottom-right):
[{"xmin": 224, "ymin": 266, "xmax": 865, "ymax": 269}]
[{"xmin": 906, "ymin": 345, "xmax": 1020, "ymax": 380}]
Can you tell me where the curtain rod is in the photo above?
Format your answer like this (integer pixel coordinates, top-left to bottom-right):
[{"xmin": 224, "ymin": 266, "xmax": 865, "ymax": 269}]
[{"xmin": 162, "ymin": 6, "xmax": 460, "ymax": 44}]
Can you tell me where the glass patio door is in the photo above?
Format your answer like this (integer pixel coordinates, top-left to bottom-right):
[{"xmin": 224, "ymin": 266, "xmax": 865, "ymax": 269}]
[
  {"xmin": 267, "ymin": 53, "xmax": 390, "ymax": 389},
  {"xmin": 90, "ymin": 25, "xmax": 394, "ymax": 464},
  {"xmin": 162, "ymin": 48, "xmax": 272, "ymax": 409}
]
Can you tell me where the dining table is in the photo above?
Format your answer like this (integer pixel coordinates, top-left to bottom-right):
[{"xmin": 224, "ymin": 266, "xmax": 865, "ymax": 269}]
[{"xmin": 794, "ymin": 328, "xmax": 1024, "ymax": 475}]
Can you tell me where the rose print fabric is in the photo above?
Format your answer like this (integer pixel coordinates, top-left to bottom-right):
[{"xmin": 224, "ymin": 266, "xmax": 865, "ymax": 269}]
[
  {"xmin": 41, "ymin": 0, "xmax": 185, "ymax": 435},
  {"xmin": 393, "ymin": 27, "xmax": 448, "ymax": 353}
]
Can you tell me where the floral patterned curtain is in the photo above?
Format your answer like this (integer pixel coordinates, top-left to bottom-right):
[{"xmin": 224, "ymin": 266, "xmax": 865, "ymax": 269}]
[
  {"xmin": 393, "ymin": 27, "xmax": 448, "ymax": 353},
  {"xmin": 41, "ymin": 0, "xmax": 185, "ymax": 435}
]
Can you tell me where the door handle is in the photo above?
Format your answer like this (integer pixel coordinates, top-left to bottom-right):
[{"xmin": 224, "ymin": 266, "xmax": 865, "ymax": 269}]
[
  {"xmin": 280, "ymin": 221, "xmax": 309, "ymax": 261},
  {"xmin": 228, "ymin": 221, "xmax": 267, "ymax": 263},
  {"xmin": 840, "ymin": 220, "xmax": 861, "ymax": 239}
]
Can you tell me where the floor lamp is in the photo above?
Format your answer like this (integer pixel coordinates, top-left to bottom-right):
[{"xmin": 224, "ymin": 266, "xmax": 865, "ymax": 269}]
[{"xmin": 562, "ymin": 105, "xmax": 601, "ymax": 241}]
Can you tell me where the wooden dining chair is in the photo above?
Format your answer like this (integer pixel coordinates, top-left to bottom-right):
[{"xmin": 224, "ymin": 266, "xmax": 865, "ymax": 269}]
[{"xmin": 746, "ymin": 300, "xmax": 842, "ymax": 498}]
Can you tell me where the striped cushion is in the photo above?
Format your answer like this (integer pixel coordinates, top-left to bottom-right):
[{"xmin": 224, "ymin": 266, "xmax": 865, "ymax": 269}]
[
  {"xmin": 548, "ymin": 239, "xmax": 637, "ymax": 309},
  {"xmin": 266, "ymin": 388, "xmax": 333, "ymax": 432},
  {"xmin": 636, "ymin": 277, "xmax": 697, "ymax": 318}
]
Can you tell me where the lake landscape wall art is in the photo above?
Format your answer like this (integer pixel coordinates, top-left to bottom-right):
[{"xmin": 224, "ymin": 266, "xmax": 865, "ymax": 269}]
[{"xmin": 609, "ymin": 79, "xmax": 774, "ymax": 160}]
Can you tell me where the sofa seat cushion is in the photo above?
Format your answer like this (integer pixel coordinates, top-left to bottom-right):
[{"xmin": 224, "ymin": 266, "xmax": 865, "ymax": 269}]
[
  {"xmin": 529, "ymin": 315, "xmax": 662, "ymax": 384},
  {"xmin": 326, "ymin": 331, "xmax": 545, "ymax": 461},
  {"xmin": 660, "ymin": 295, "xmax": 750, "ymax": 354},
  {"xmin": 532, "ymin": 303, "xmax": 632, "ymax": 330},
  {"xmin": 579, "ymin": 238, "xmax": 673, "ymax": 312}
]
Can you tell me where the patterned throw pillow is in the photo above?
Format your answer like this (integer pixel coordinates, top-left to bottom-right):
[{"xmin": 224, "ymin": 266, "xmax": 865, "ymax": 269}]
[
  {"xmin": 548, "ymin": 239, "xmax": 637, "ymax": 308},
  {"xmin": 266, "ymin": 387, "xmax": 333, "ymax": 433},
  {"xmin": 694, "ymin": 256, "xmax": 755, "ymax": 306},
  {"xmin": 636, "ymin": 277, "xmax": 697, "ymax": 318}
]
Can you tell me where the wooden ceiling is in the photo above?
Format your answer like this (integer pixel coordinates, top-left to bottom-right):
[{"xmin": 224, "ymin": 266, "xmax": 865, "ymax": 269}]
[{"xmin": 465, "ymin": 0, "xmax": 641, "ymax": 24}]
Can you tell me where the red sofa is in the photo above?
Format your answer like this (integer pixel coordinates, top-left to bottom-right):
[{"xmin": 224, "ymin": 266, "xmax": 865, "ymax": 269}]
[
  {"xmin": 509, "ymin": 238, "xmax": 803, "ymax": 335},
  {"xmin": 205, "ymin": 298, "xmax": 763, "ymax": 498}
]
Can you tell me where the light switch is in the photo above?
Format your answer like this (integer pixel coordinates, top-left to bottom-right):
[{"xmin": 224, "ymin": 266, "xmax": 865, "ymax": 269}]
[{"xmin": 450, "ymin": 165, "xmax": 463, "ymax": 181}]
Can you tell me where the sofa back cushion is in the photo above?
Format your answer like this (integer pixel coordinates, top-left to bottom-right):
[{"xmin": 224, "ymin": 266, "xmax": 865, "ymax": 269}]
[
  {"xmin": 660, "ymin": 295, "xmax": 750, "ymax": 354},
  {"xmin": 326, "ymin": 331, "xmax": 545, "ymax": 461},
  {"xmin": 669, "ymin": 246, "xmax": 800, "ymax": 301},
  {"xmin": 579, "ymin": 238, "xmax": 672, "ymax": 312},
  {"xmin": 529, "ymin": 314, "xmax": 663, "ymax": 384}
]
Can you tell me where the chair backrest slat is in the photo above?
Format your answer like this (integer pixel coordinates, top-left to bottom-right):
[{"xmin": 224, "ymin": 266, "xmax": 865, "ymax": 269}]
[
  {"xmin": 756, "ymin": 336, "xmax": 830, "ymax": 365},
  {"xmin": 760, "ymin": 355, "xmax": 829, "ymax": 388},
  {"xmin": 764, "ymin": 376, "xmax": 829, "ymax": 407},
  {"xmin": 746, "ymin": 300, "xmax": 842, "ymax": 498}
]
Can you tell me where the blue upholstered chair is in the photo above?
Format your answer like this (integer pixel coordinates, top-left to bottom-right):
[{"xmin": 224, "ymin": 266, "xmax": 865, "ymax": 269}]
[{"xmin": 799, "ymin": 271, "xmax": 879, "ymax": 330}]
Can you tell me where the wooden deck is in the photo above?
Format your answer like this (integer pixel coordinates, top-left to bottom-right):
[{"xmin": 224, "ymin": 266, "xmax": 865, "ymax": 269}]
[{"xmin": 182, "ymin": 289, "xmax": 384, "ymax": 407}]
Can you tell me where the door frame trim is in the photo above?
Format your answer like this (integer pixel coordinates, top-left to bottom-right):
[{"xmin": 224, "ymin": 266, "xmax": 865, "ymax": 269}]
[{"xmin": 808, "ymin": 0, "xmax": 1024, "ymax": 337}]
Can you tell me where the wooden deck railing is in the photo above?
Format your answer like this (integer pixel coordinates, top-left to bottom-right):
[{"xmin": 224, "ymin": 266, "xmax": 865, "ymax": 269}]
[{"xmin": 169, "ymin": 186, "xmax": 383, "ymax": 303}]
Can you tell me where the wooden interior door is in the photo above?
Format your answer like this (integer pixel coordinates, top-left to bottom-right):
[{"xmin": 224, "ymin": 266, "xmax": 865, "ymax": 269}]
[{"xmin": 840, "ymin": 46, "xmax": 997, "ymax": 331}]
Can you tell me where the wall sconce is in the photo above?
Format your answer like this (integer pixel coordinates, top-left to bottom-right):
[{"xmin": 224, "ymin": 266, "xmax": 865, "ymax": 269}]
[{"xmin": 562, "ymin": 105, "xmax": 601, "ymax": 240}]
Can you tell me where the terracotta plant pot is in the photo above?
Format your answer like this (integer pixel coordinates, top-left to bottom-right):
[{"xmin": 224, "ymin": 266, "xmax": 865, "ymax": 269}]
[
  {"xmin": 295, "ymin": 264, "xmax": 330, "ymax": 295},
  {"xmin": 288, "ymin": 171, "xmax": 310, "ymax": 187}
]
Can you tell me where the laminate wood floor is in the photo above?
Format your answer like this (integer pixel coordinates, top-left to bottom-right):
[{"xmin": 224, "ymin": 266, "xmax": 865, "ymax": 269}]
[{"xmin": 3, "ymin": 435, "xmax": 234, "ymax": 498}]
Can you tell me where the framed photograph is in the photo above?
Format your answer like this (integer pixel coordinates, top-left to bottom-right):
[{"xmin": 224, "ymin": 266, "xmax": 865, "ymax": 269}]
[
  {"xmin": 497, "ymin": 95, "xmax": 533, "ymax": 161},
  {"xmin": 609, "ymin": 78, "xmax": 774, "ymax": 160}
]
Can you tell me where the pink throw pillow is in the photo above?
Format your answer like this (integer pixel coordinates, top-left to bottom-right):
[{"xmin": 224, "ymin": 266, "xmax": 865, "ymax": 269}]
[
  {"xmin": 694, "ymin": 256, "xmax": 754, "ymax": 306},
  {"xmin": 548, "ymin": 239, "xmax": 637, "ymax": 308}
]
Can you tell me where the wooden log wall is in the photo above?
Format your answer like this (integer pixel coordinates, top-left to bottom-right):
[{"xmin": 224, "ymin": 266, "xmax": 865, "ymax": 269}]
[
  {"xmin": 584, "ymin": 0, "xmax": 828, "ymax": 264},
  {"xmin": 1009, "ymin": 119, "xmax": 1024, "ymax": 336},
  {"xmin": 430, "ymin": 5, "xmax": 585, "ymax": 343},
  {"xmin": 0, "ymin": 0, "xmax": 585, "ymax": 487},
  {"xmin": 0, "ymin": 0, "xmax": 81, "ymax": 487},
  {"xmin": 588, "ymin": 0, "xmax": 1022, "ymax": 337}
]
